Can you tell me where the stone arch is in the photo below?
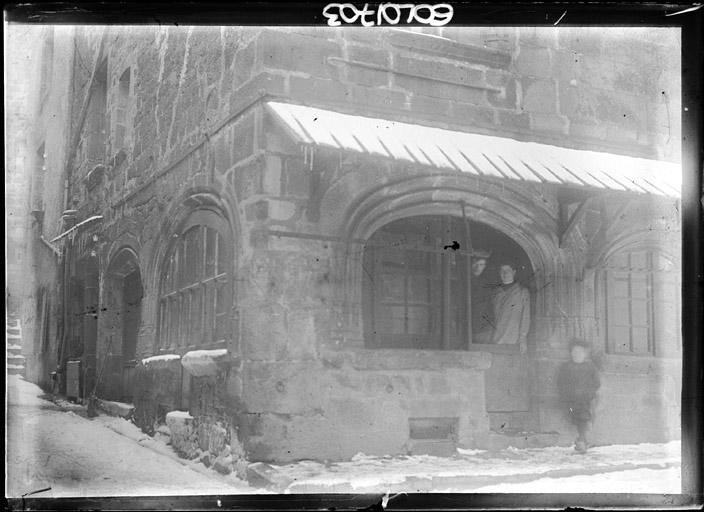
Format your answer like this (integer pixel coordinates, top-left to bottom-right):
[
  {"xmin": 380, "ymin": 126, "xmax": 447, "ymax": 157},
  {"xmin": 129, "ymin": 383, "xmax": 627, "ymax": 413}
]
[
  {"xmin": 100, "ymin": 243, "xmax": 144, "ymax": 401},
  {"xmin": 333, "ymin": 174, "xmax": 560, "ymax": 304},
  {"xmin": 148, "ymin": 186, "xmax": 240, "ymax": 354},
  {"xmin": 330, "ymin": 172, "xmax": 559, "ymax": 278},
  {"xmin": 319, "ymin": 171, "xmax": 568, "ymax": 349},
  {"xmin": 147, "ymin": 186, "xmax": 240, "ymax": 294},
  {"xmin": 592, "ymin": 228, "xmax": 679, "ymax": 270}
]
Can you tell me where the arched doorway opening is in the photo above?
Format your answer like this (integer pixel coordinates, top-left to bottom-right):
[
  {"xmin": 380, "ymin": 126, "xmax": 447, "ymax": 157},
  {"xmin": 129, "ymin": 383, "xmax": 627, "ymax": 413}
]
[
  {"xmin": 362, "ymin": 215, "xmax": 534, "ymax": 349},
  {"xmin": 361, "ymin": 214, "xmax": 537, "ymax": 432},
  {"xmin": 102, "ymin": 248, "xmax": 143, "ymax": 402}
]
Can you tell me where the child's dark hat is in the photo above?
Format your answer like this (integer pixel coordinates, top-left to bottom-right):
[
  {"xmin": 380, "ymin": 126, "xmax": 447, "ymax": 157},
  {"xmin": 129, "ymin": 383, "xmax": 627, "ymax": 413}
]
[{"xmin": 568, "ymin": 338, "xmax": 591, "ymax": 350}]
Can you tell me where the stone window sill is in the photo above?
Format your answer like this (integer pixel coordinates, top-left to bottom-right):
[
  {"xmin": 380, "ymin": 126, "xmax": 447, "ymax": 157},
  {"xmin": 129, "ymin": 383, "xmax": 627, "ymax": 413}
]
[{"xmin": 320, "ymin": 347, "xmax": 492, "ymax": 371}]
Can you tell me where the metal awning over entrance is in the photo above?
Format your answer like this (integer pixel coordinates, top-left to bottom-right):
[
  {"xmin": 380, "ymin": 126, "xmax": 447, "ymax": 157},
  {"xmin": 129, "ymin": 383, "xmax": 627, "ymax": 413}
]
[{"xmin": 266, "ymin": 101, "xmax": 680, "ymax": 198}]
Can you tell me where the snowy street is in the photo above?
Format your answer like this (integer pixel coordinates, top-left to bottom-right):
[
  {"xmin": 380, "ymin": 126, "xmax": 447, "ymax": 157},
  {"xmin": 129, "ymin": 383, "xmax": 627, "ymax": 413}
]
[
  {"xmin": 6, "ymin": 374, "xmax": 681, "ymax": 497},
  {"xmin": 5, "ymin": 375, "xmax": 255, "ymax": 497}
]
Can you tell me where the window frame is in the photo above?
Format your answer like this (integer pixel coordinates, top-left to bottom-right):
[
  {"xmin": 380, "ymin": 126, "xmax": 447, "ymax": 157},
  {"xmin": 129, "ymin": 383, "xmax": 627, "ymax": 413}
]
[
  {"xmin": 600, "ymin": 247, "xmax": 681, "ymax": 358},
  {"xmin": 362, "ymin": 216, "xmax": 473, "ymax": 351},
  {"xmin": 157, "ymin": 209, "xmax": 234, "ymax": 353},
  {"xmin": 113, "ymin": 67, "xmax": 132, "ymax": 153}
]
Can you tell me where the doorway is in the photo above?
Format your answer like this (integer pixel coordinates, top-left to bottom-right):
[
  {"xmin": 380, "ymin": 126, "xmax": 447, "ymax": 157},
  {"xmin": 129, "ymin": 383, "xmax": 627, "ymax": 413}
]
[{"xmin": 103, "ymin": 249, "xmax": 143, "ymax": 402}]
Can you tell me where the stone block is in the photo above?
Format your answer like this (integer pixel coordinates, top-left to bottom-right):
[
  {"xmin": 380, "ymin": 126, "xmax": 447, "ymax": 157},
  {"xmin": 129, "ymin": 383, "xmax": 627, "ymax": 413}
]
[
  {"xmin": 232, "ymin": 40, "xmax": 256, "ymax": 88},
  {"xmin": 569, "ymin": 120, "xmax": 607, "ymax": 141},
  {"xmin": 289, "ymin": 76, "xmax": 350, "ymax": 105},
  {"xmin": 522, "ymin": 78, "xmax": 557, "ymax": 114},
  {"xmin": 282, "ymin": 156, "xmax": 310, "ymax": 198},
  {"xmin": 262, "ymin": 155, "xmax": 282, "ymax": 195},
  {"xmin": 244, "ymin": 199, "xmax": 268, "ymax": 221},
  {"xmin": 230, "ymin": 72, "xmax": 287, "ymax": 115},
  {"xmin": 518, "ymin": 27, "xmax": 558, "ymax": 48},
  {"xmin": 267, "ymin": 199, "xmax": 297, "ymax": 222},
  {"xmin": 605, "ymin": 122, "xmax": 638, "ymax": 144},
  {"xmin": 530, "ymin": 113, "xmax": 569, "ymax": 136},
  {"xmin": 241, "ymin": 361, "xmax": 326, "ymax": 414},
  {"xmin": 577, "ymin": 55, "xmax": 617, "ymax": 91},
  {"xmin": 231, "ymin": 115, "xmax": 256, "ymax": 165},
  {"xmin": 213, "ymin": 135, "xmax": 231, "ymax": 174},
  {"xmin": 347, "ymin": 84, "xmax": 407, "ymax": 111},
  {"xmin": 485, "ymin": 70, "xmax": 518, "ymax": 109},
  {"xmin": 207, "ymin": 423, "xmax": 228, "ymax": 454},
  {"xmin": 552, "ymin": 50, "xmax": 581, "ymax": 83},
  {"xmin": 233, "ymin": 157, "xmax": 263, "ymax": 202},
  {"xmin": 181, "ymin": 348, "xmax": 229, "ymax": 377},
  {"xmin": 406, "ymin": 398, "xmax": 464, "ymax": 418},
  {"xmin": 441, "ymin": 28, "xmax": 485, "ymax": 47},
  {"xmin": 395, "ymin": 75, "xmax": 487, "ymax": 105},
  {"xmin": 345, "ymin": 66, "xmax": 389, "ymax": 88},
  {"xmin": 166, "ymin": 410, "xmax": 199, "ymax": 459},
  {"xmin": 348, "ymin": 45, "xmax": 389, "ymax": 67},
  {"xmin": 240, "ymin": 306, "xmax": 288, "ymax": 360},
  {"xmin": 408, "ymin": 439, "xmax": 456, "ymax": 457},
  {"xmin": 516, "ymin": 46, "xmax": 552, "ymax": 77},
  {"xmin": 497, "ymin": 109, "xmax": 531, "ymax": 132},
  {"xmin": 213, "ymin": 454, "xmax": 233, "ymax": 475},
  {"xmin": 395, "ymin": 55, "xmax": 485, "ymax": 88},
  {"xmin": 557, "ymin": 29, "xmax": 603, "ymax": 54},
  {"xmin": 449, "ymin": 102, "xmax": 496, "ymax": 127},
  {"xmin": 256, "ymin": 29, "xmax": 342, "ymax": 79},
  {"xmin": 410, "ymin": 95, "xmax": 451, "ymax": 117},
  {"xmin": 285, "ymin": 309, "xmax": 319, "ymax": 360},
  {"xmin": 387, "ymin": 30, "xmax": 512, "ymax": 69}
]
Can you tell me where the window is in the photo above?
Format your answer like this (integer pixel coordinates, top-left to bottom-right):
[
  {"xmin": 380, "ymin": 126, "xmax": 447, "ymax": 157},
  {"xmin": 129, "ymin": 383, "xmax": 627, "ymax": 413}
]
[
  {"xmin": 158, "ymin": 210, "xmax": 233, "ymax": 350},
  {"xmin": 114, "ymin": 67, "xmax": 131, "ymax": 150},
  {"xmin": 603, "ymin": 249, "xmax": 680, "ymax": 357},
  {"xmin": 362, "ymin": 215, "xmax": 532, "ymax": 350},
  {"xmin": 85, "ymin": 59, "xmax": 107, "ymax": 163}
]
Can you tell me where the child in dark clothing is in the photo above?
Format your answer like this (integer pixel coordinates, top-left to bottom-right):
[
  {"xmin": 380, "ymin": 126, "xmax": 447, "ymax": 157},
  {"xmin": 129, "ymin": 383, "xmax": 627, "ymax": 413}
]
[{"xmin": 557, "ymin": 338, "xmax": 601, "ymax": 453}]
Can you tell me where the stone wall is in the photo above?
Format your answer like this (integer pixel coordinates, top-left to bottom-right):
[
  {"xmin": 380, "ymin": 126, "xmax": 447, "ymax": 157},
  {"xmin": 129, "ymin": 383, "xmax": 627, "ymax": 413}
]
[{"xmin": 14, "ymin": 26, "xmax": 76, "ymax": 390}]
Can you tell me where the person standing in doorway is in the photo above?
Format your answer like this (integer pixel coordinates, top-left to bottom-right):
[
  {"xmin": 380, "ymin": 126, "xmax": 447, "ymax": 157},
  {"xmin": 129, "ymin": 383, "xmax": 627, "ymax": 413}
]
[
  {"xmin": 489, "ymin": 260, "xmax": 530, "ymax": 353},
  {"xmin": 557, "ymin": 338, "xmax": 601, "ymax": 453},
  {"xmin": 470, "ymin": 251, "xmax": 493, "ymax": 343}
]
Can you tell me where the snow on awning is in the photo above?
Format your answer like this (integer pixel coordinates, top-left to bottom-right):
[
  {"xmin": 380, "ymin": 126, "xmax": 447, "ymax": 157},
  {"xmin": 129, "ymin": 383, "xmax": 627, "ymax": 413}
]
[{"xmin": 266, "ymin": 101, "xmax": 681, "ymax": 198}]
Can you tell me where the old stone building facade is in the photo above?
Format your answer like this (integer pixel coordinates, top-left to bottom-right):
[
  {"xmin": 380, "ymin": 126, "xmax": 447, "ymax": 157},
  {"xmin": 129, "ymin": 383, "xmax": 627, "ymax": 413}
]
[{"xmin": 17, "ymin": 26, "xmax": 681, "ymax": 470}]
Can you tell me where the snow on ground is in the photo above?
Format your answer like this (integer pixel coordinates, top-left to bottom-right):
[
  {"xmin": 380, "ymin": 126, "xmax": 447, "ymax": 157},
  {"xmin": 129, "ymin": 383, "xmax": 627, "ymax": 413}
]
[
  {"xmin": 267, "ymin": 442, "xmax": 681, "ymax": 493},
  {"xmin": 465, "ymin": 466, "xmax": 681, "ymax": 494},
  {"xmin": 5, "ymin": 375, "xmax": 257, "ymax": 497},
  {"xmin": 6, "ymin": 374, "xmax": 682, "ymax": 496}
]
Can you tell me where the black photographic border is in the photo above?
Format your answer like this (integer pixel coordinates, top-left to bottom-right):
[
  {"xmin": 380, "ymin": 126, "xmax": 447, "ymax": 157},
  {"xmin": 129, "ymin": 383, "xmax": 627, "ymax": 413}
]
[{"xmin": 4, "ymin": 1, "xmax": 702, "ymax": 510}]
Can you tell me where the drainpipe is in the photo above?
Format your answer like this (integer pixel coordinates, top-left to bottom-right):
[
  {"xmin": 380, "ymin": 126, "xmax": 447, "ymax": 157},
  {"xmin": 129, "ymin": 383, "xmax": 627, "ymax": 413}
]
[{"xmin": 56, "ymin": 210, "xmax": 77, "ymax": 381}]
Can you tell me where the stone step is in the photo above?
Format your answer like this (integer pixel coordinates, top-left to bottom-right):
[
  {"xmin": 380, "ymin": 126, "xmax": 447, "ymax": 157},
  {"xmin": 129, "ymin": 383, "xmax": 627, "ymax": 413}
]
[
  {"xmin": 7, "ymin": 345, "xmax": 23, "ymax": 356},
  {"xmin": 486, "ymin": 430, "xmax": 560, "ymax": 451},
  {"xmin": 7, "ymin": 328, "xmax": 21, "ymax": 336},
  {"xmin": 7, "ymin": 364, "xmax": 25, "ymax": 376},
  {"xmin": 407, "ymin": 439, "xmax": 457, "ymax": 457},
  {"xmin": 6, "ymin": 354, "xmax": 25, "ymax": 365}
]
